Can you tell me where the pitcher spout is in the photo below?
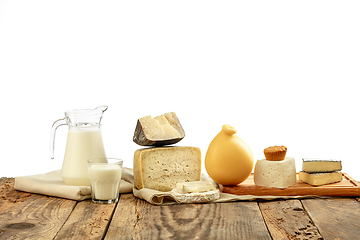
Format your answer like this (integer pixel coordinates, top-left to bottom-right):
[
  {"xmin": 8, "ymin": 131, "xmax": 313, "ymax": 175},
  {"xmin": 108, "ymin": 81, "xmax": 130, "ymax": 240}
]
[{"xmin": 94, "ymin": 105, "xmax": 108, "ymax": 113}]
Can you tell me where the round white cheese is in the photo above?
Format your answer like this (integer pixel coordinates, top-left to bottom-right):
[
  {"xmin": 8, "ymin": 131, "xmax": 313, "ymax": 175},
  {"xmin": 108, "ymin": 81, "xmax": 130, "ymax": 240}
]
[{"xmin": 254, "ymin": 157, "xmax": 296, "ymax": 189}]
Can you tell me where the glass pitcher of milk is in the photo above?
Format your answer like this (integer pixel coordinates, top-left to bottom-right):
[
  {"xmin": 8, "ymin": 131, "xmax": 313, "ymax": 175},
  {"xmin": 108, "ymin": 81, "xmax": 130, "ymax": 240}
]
[{"xmin": 50, "ymin": 105, "xmax": 108, "ymax": 186}]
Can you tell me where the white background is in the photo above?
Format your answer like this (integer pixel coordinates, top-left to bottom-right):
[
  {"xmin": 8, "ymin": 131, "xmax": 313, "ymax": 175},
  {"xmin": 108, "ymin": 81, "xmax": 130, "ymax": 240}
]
[{"xmin": 1, "ymin": 1, "xmax": 359, "ymax": 181}]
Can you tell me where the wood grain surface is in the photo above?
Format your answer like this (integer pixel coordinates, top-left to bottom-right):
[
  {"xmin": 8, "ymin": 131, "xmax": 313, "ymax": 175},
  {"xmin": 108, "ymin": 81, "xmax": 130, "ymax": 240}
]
[
  {"xmin": 104, "ymin": 193, "xmax": 137, "ymax": 240},
  {"xmin": 302, "ymin": 198, "xmax": 360, "ymax": 239},
  {"xmin": 54, "ymin": 199, "xmax": 117, "ymax": 240},
  {"xmin": 106, "ymin": 194, "xmax": 272, "ymax": 240},
  {"xmin": 1, "ymin": 177, "xmax": 360, "ymax": 240},
  {"xmin": 259, "ymin": 199, "xmax": 322, "ymax": 239},
  {"xmin": 0, "ymin": 178, "xmax": 76, "ymax": 240}
]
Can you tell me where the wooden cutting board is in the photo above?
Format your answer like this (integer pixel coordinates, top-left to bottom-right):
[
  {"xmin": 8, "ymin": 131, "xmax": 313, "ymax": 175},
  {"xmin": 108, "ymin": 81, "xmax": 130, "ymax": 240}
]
[{"xmin": 221, "ymin": 173, "xmax": 360, "ymax": 197}]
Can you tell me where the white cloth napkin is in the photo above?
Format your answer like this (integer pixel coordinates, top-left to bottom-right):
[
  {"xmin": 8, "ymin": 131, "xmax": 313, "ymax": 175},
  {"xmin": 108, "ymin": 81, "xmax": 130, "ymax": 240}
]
[
  {"xmin": 14, "ymin": 168, "xmax": 134, "ymax": 201},
  {"xmin": 131, "ymin": 174, "xmax": 320, "ymax": 205},
  {"xmin": 15, "ymin": 168, "xmax": 320, "ymax": 204}
]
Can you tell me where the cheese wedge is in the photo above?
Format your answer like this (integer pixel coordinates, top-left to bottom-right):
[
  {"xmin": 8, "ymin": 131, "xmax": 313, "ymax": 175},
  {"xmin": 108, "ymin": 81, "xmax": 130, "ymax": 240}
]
[
  {"xmin": 133, "ymin": 146, "xmax": 201, "ymax": 192},
  {"xmin": 133, "ymin": 112, "xmax": 185, "ymax": 146},
  {"xmin": 302, "ymin": 158, "xmax": 342, "ymax": 173},
  {"xmin": 299, "ymin": 171, "xmax": 342, "ymax": 186}
]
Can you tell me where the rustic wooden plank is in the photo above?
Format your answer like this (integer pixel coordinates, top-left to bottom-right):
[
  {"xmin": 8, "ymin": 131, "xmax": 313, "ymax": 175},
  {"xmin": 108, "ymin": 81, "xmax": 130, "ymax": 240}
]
[
  {"xmin": 106, "ymin": 194, "xmax": 272, "ymax": 240},
  {"xmin": 0, "ymin": 178, "xmax": 77, "ymax": 239},
  {"xmin": 0, "ymin": 178, "xmax": 8, "ymax": 186},
  {"xmin": 258, "ymin": 199, "xmax": 323, "ymax": 239},
  {"xmin": 302, "ymin": 198, "xmax": 360, "ymax": 239},
  {"xmin": 0, "ymin": 178, "xmax": 32, "ymax": 206},
  {"xmin": 54, "ymin": 199, "xmax": 117, "ymax": 240},
  {"xmin": 104, "ymin": 193, "xmax": 137, "ymax": 240}
]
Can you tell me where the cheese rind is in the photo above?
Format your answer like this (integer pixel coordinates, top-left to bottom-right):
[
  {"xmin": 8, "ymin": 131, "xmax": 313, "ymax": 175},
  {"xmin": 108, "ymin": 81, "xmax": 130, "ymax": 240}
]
[
  {"xmin": 302, "ymin": 158, "xmax": 342, "ymax": 173},
  {"xmin": 171, "ymin": 189, "xmax": 220, "ymax": 203},
  {"xmin": 133, "ymin": 146, "xmax": 201, "ymax": 192},
  {"xmin": 174, "ymin": 181, "xmax": 217, "ymax": 194},
  {"xmin": 254, "ymin": 157, "xmax": 296, "ymax": 189},
  {"xmin": 170, "ymin": 180, "xmax": 220, "ymax": 203},
  {"xmin": 133, "ymin": 112, "xmax": 185, "ymax": 146},
  {"xmin": 299, "ymin": 171, "xmax": 342, "ymax": 186}
]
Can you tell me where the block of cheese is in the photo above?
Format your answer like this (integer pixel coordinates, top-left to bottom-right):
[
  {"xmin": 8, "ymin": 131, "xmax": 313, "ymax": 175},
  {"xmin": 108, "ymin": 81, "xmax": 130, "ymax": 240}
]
[
  {"xmin": 133, "ymin": 112, "xmax": 185, "ymax": 146},
  {"xmin": 171, "ymin": 190, "xmax": 220, "ymax": 203},
  {"xmin": 299, "ymin": 171, "xmax": 342, "ymax": 186},
  {"xmin": 174, "ymin": 180, "xmax": 217, "ymax": 194},
  {"xmin": 302, "ymin": 158, "xmax": 342, "ymax": 173},
  {"xmin": 171, "ymin": 181, "xmax": 220, "ymax": 203},
  {"xmin": 133, "ymin": 146, "xmax": 201, "ymax": 191},
  {"xmin": 254, "ymin": 157, "xmax": 296, "ymax": 189}
]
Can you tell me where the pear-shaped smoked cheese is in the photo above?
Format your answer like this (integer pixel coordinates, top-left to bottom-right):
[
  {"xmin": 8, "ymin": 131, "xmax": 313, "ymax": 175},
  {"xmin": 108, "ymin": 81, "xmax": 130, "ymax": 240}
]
[{"xmin": 205, "ymin": 124, "xmax": 254, "ymax": 185}]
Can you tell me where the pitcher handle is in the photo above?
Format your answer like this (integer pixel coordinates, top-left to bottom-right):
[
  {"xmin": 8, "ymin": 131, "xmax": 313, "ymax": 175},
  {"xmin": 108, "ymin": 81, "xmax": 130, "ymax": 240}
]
[{"xmin": 50, "ymin": 118, "xmax": 67, "ymax": 159}]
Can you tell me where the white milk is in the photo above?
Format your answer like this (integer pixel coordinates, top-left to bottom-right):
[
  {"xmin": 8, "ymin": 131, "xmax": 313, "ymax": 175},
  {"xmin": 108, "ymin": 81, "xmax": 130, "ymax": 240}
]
[
  {"xmin": 89, "ymin": 164, "xmax": 122, "ymax": 200},
  {"xmin": 61, "ymin": 128, "xmax": 107, "ymax": 186}
]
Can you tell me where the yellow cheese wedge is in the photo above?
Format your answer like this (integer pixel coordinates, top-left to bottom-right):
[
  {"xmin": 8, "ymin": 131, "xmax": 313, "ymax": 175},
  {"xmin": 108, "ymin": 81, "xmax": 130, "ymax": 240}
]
[
  {"xmin": 302, "ymin": 158, "xmax": 342, "ymax": 173},
  {"xmin": 299, "ymin": 171, "xmax": 342, "ymax": 186}
]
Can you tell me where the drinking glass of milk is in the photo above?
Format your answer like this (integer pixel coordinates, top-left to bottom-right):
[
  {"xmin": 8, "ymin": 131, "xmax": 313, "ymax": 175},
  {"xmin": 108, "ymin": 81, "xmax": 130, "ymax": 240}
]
[{"xmin": 88, "ymin": 158, "xmax": 123, "ymax": 204}]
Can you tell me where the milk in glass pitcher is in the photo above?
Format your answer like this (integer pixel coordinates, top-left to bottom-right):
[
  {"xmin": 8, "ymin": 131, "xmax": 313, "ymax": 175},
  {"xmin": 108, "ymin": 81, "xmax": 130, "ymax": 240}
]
[{"xmin": 50, "ymin": 105, "xmax": 108, "ymax": 186}]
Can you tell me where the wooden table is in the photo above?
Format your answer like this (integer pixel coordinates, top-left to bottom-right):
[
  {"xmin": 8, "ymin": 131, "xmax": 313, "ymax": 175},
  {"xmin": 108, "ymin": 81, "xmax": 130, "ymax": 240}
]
[{"xmin": 1, "ymin": 177, "xmax": 359, "ymax": 240}]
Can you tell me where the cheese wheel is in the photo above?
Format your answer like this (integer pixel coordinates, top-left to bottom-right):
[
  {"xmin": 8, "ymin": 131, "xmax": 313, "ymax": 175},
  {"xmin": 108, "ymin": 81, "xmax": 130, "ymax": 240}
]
[{"xmin": 133, "ymin": 146, "xmax": 201, "ymax": 192}]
